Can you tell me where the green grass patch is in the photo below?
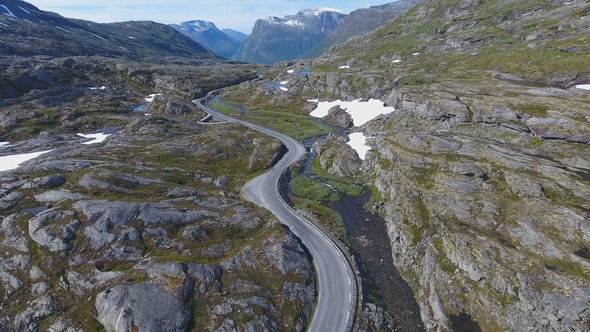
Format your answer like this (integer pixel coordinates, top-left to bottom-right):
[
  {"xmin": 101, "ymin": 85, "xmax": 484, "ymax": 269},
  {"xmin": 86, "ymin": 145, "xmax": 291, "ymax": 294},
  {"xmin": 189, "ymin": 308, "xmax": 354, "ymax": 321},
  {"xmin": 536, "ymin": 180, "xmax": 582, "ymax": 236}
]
[
  {"xmin": 309, "ymin": 157, "xmax": 364, "ymax": 195},
  {"xmin": 432, "ymin": 238, "xmax": 456, "ymax": 274},
  {"xmin": 326, "ymin": 180, "xmax": 364, "ymax": 197},
  {"xmin": 291, "ymin": 177, "xmax": 340, "ymax": 203},
  {"xmin": 396, "ymin": 75, "xmax": 439, "ymax": 87},
  {"xmin": 209, "ymin": 101, "xmax": 333, "ymax": 141},
  {"xmin": 363, "ymin": 185, "xmax": 384, "ymax": 214},
  {"xmin": 515, "ymin": 104, "xmax": 550, "ymax": 117},
  {"xmin": 530, "ymin": 137, "xmax": 544, "ymax": 148},
  {"xmin": 292, "ymin": 197, "xmax": 350, "ymax": 246}
]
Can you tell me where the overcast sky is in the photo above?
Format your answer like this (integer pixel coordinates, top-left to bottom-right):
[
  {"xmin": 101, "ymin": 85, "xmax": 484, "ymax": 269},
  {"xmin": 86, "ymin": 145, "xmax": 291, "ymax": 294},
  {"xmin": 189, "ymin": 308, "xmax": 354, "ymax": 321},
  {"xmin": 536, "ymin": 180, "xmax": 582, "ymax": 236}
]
[{"xmin": 28, "ymin": 0, "xmax": 395, "ymax": 34}]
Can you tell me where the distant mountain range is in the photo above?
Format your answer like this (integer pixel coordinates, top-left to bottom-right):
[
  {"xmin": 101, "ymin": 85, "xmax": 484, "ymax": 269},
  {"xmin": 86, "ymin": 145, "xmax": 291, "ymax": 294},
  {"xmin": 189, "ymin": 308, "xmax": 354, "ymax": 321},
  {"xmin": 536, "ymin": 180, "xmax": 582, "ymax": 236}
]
[
  {"xmin": 231, "ymin": 8, "xmax": 347, "ymax": 65},
  {"xmin": 0, "ymin": 0, "xmax": 426, "ymax": 65},
  {"xmin": 169, "ymin": 20, "xmax": 245, "ymax": 59},
  {"xmin": 0, "ymin": 0, "xmax": 219, "ymax": 59},
  {"xmin": 230, "ymin": 2, "xmax": 425, "ymax": 65},
  {"xmin": 222, "ymin": 29, "xmax": 248, "ymax": 43}
]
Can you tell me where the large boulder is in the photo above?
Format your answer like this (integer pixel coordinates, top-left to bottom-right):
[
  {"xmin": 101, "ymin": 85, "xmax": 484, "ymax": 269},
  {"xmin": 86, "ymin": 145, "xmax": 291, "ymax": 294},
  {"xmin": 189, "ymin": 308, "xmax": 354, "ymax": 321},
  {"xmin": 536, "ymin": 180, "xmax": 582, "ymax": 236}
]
[
  {"xmin": 322, "ymin": 105, "xmax": 354, "ymax": 128},
  {"xmin": 95, "ymin": 281, "xmax": 192, "ymax": 332},
  {"xmin": 28, "ymin": 208, "xmax": 81, "ymax": 253}
]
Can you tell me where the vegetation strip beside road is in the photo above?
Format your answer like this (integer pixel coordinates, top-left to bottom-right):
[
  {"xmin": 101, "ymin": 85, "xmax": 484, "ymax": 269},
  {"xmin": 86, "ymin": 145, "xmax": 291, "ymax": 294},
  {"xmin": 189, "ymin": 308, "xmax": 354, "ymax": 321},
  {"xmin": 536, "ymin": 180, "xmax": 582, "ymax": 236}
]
[{"xmin": 193, "ymin": 85, "xmax": 360, "ymax": 332}]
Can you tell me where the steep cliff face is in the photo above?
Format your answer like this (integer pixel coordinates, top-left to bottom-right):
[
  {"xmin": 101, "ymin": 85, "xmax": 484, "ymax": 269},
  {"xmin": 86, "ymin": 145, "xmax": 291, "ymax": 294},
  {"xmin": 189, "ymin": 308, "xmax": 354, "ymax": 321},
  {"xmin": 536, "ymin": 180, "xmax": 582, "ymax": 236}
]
[
  {"xmin": 301, "ymin": 0, "xmax": 426, "ymax": 59},
  {"xmin": 360, "ymin": 85, "xmax": 590, "ymax": 331},
  {"xmin": 230, "ymin": 0, "xmax": 590, "ymax": 330},
  {"xmin": 170, "ymin": 20, "xmax": 242, "ymax": 59},
  {"xmin": 231, "ymin": 9, "xmax": 346, "ymax": 65}
]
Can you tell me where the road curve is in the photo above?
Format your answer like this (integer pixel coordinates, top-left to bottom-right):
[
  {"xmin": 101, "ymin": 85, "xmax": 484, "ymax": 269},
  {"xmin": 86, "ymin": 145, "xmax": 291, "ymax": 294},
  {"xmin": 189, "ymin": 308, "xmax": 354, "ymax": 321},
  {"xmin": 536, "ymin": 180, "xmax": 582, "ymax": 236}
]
[{"xmin": 193, "ymin": 90, "xmax": 356, "ymax": 332}]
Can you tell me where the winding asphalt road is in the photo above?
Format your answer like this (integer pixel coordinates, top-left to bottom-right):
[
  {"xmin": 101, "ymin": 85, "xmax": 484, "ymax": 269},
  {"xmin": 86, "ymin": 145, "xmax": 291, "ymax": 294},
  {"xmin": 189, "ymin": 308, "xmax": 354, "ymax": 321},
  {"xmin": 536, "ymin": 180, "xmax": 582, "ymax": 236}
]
[{"xmin": 193, "ymin": 90, "xmax": 356, "ymax": 332}]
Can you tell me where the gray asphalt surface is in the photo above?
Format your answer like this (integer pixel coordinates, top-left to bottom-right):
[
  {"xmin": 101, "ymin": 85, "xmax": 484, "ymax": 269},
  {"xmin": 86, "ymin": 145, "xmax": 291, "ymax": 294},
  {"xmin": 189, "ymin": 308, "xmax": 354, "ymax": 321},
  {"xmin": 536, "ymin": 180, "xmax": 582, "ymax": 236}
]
[{"xmin": 193, "ymin": 91, "xmax": 355, "ymax": 332}]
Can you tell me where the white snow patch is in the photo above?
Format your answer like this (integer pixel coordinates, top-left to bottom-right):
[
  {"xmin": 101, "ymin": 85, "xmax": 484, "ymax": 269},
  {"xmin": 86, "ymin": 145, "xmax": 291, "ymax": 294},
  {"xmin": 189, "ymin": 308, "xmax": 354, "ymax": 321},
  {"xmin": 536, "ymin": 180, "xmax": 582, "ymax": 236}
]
[
  {"xmin": 338, "ymin": 65, "xmax": 350, "ymax": 69},
  {"xmin": 55, "ymin": 26, "xmax": 70, "ymax": 33},
  {"xmin": 77, "ymin": 133, "xmax": 111, "ymax": 145},
  {"xmin": 280, "ymin": 87, "xmax": 289, "ymax": 92},
  {"xmin": 0, "ymin": 150, "xmax": 53, "ymax": 172},
  {"xmin": 90, "ymin": 86, "xmax": 106, "ymax": 90},
  {"xmin": 285, "ymin": 19, "xmax": 304, "ymax": 27},
  {"xmin": 347, "ymin": 132, "xmax": 370, "ymax": 160},
  {"xmin": 144, "ymin": 93, "xmax": 162, "ymax": 102},
  {"xmin": 18, "ymin": 6, "xmax": 30, "ymax": 14},
  {"xmin": 128, "ymin": 36, "xmax": 135, "ymax": 39},
  {"xmin": 391, "ymin": 59, "xmax": 402, "ymax": 63},
  {"xmin": 188, "ymin": 20, "xmax": 213, "ymax": 31},
  {"xmin": 88, "ymin": 32, "xmax": 106, "ymax": 41},
  {"xmin": 280, "ymin": 80, "xmax": 289, "ymax": 85},
  {"xmin": 0, "ymin": 5, "xmax": 17, "ymax": 18},
  {"xmin": 287, "ymin": 69, "xmax": 294, "ymax": 74},
  {"xmin": 0, "ymin": 22, "xmax": 8, "ymax": 27},
  {"xmin": 575, "ymin": 84, "xmax": 590, "ymax": 90},
  {"xmin": 0, "ymin": 142, "xmax": 10, "ymax": 147},
  {"xmin": 308, "ymin": 99, "xmax": 396, "ymax": 127},
  {"xmin": 412, "ymin": 52, "xmax": 420, "ymax": 56}
]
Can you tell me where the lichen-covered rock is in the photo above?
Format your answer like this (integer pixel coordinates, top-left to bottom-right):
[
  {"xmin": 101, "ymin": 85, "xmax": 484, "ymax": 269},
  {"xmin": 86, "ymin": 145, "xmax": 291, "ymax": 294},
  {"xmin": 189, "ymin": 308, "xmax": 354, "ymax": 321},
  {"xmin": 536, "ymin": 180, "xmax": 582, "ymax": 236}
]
[
  {"xmin": 183, "ymin": 224, "xmax": 210, "ymax": 241},
  {"xmin": 313, "ymin": 135, "xmax": 361, "ymax": 177},
  {"xmin": 14, "ymin": 295, "xmax": 57, "ymax": 331},
  {"xmin": 28, "ymin": 208, "xmax": 80, "ymax": 252},
  {"xmin": 66, "ymin": 269, "xmax": 122, "ymax": 296},
  {"xmin": 34, "ymin": 190, "xmax": 88, "ymax": 203},
  {"xmin": 95, "ymin": 282, "xmax": 192, "ymax": 332},
  {"xmin": 504, "ymin": 172, "xmax": 545, "ymax": 198},
  {"xmin": 31, "ymin": 174, "xmax": 66, "ymax": 188},
  {"xmin": 323, "ymin": 105, "xmax": 354, "ymax": 128}
]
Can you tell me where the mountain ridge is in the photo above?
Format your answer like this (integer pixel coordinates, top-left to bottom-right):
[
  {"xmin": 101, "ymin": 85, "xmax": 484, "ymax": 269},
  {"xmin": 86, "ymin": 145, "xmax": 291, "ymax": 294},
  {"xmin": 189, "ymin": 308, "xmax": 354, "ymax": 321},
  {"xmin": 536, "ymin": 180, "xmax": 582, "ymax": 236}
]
[
  {"xmin": 170, "ymin": 20, "xmax": 242, "ymax": 59},
  {"xmin": 231, "ymin": 8, "xmax": 347, "ymax": 65},
  {"xmin": 0, "ymin": 0, "xmax": 220, "ymax": 60},
  {"xmin": 300, "ymin": 0, "xmax": 426, "ymax": 59}
]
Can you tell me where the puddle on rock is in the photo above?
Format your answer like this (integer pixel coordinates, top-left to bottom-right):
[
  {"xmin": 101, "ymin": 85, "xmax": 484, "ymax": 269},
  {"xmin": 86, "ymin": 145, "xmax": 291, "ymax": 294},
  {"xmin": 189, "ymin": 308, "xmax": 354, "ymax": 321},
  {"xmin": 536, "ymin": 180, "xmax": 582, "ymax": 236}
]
[
  {"xmin": 574, "ymin": 247, "xmax": 590, "ymax": 260},
  {"xmin": 450, "ymin": 313, "xmax": 482, "ymax": 332}
]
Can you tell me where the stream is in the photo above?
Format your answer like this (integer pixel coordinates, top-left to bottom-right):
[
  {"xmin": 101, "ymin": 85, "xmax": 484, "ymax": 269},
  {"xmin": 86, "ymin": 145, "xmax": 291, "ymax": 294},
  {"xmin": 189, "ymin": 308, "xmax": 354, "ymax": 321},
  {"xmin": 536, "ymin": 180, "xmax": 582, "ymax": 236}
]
[{"xmin": 290, "ymin": 134, "xmax": 426, "ymax": 331}]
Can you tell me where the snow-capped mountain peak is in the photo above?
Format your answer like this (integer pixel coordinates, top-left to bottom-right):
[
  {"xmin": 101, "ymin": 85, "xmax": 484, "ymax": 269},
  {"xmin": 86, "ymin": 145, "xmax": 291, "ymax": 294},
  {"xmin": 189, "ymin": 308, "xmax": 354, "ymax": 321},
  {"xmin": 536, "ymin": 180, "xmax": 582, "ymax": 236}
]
[
  {"xmin": 185, "ymin": 20, "xmax": 215, "ymax": 32},
  {"xmin": 264, "ymin": 8, "xmax": 346, "ymax": 28}
]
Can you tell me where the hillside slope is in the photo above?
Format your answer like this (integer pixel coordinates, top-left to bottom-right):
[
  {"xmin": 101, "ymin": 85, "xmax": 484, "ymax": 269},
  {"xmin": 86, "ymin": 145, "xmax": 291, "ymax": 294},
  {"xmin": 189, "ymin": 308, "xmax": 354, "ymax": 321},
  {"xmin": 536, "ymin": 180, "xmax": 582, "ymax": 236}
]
[
  {"xmin": 0, "ymin": 1, "xmax": 320, "ymax": 332},
  {"xmin": 218, "ymin": 0, "xmax": 590, "ymax": 331},
  {"xmin": 0, "ymin": 0, "xmax": 219, "ymax": 59},
  {"xmin": 300, "ymin": 0, "xmax": 426, "ymax": 59}
]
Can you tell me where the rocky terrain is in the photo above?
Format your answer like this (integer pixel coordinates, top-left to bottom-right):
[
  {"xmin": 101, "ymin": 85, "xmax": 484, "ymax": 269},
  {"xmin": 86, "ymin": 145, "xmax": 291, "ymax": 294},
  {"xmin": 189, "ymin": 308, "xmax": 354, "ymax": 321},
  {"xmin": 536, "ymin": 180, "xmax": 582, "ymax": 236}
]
[
  {"xmin": 0, "ymin": 12, "xmax": 318, "ymax": 329},
  {"xmin": 217, "ymin": 0, "xmax": 590, "ymax": 331}
]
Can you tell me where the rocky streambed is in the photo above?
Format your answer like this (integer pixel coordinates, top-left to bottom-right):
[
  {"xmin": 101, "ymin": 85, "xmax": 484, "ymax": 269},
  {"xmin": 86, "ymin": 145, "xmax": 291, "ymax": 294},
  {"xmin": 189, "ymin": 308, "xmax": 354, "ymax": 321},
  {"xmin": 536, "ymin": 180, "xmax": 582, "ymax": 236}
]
[{"xmin": 283, "ymin": 133, "xmax": 425, "ymax": 331}]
